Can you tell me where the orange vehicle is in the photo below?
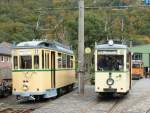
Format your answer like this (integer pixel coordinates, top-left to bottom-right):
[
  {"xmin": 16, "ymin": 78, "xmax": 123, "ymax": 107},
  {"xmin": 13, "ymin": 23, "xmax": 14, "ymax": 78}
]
[{"xmin": 132, "ymin": 60, "xmax": 144, "ymax": 79}]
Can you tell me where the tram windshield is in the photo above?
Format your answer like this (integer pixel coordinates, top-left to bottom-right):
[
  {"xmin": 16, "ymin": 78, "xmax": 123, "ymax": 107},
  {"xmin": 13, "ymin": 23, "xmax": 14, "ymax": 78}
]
[
  {"xmin": 20, "ymin": 56, "xmax": 32, "ymax": 69},
  {"xmin": 132, "ymin": 64, "xmax": 141, "ymax": 68},
  {"xmin": 97, "ymin": 55, "xmax": 124, "ymax": 71}
]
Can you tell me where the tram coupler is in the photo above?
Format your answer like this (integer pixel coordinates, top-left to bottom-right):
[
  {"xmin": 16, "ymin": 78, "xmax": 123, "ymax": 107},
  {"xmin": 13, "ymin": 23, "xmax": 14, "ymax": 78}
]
[{"xmin": 29, "ymin": 96, "xmax": 35, "ymax": 101}]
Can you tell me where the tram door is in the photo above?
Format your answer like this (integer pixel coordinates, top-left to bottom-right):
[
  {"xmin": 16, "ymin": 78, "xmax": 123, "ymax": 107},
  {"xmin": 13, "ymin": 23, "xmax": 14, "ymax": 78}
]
[{"xmin": 51, "ymin": 51, "xmax": 55, "ymax": 88}]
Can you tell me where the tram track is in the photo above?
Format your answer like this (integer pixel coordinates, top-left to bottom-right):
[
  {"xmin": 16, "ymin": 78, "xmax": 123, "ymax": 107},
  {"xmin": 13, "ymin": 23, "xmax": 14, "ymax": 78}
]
[
  {"xmin": 31, "ymin": 79, "xmax": 150, "ymax": 113},
  {"xmin": 79, "ymin": 80, "xmax": 139, "ymax": 113},
  {"xmin": 0, "ymin": 106, "xmax": 37, "ymax": 113},
  {"xmin": 0, "ymin": 97, "xmax": 50, "ymax": 113},
  {"xmin": 0, "ymin": 77, "xmax": 89, "ymax": 113},
  {"xmin": 78, "ymin": 81, "xmax": 137, "ymax": 113},
  {"xmin": 106, "ymin": 97, "xmax": 126, "ymax": 113},
  {"xmin": 78, "ymin": 95, "xmax": 125, "ymax": 113},
  {"xmin": 106, "ymin": 80, "xmax": 140, "ymax": 113},
  {"xmin": 0, "ymin": 80, "xmax": 143, "ymax": 113},
  {"xmin": 0, "ymin": 107, "xmax": 36, "ymax": 113},
  {"xmin": 79, "ymin": 96, "xmax": 100, "ymax": 113},
  {"xmin": 106, "ymin": 94, "xmax": 149, "ymax": 113}
]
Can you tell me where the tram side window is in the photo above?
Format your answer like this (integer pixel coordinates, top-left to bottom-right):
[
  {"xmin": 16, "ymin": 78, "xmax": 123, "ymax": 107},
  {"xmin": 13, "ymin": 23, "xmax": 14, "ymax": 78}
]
[
  {"xmin": 49, "ymin": 53, "xmax": 50, "ymax": 69},
  {"xmin": 127, "ymin": 54, "xmax": 130, "ymax": 69},
  {"xmin": 34, "ymin": 55, "xmax": 39, "ymax": 69},
  {"xmin": 42, "ymin": 50, "xmax": 44, "ymax": 69},
  {"xmin": 62, "ymin": 54, "xmax": 67, "ymax": 68},
  {"xmin": 45, "ymin": 53, "xmax": 49, "ymax": 69},
  {"xmin": 70, "ymin": 56, "xmax": 73, "ymax": 68},
  {"xmin": 20, "ymin": 56, "xmax": 32, "ymax": 69},
  {"xmin": 67, "ymin": 55, "xmax": 70, "ymax": 68},
  {"xmin": 13, "ymin": 56, "xmax": 18, "ymax": 69},
  {"xmin": 45, "ymin": 53, "xmax": 47, "ymax": 69},
  {"xmin": 47, "ymin": 53, "xmax": 49, "ymax": 69},
  {"xmin": 58, "ymin": 53, "xmax": 62, "ymax": 68}
]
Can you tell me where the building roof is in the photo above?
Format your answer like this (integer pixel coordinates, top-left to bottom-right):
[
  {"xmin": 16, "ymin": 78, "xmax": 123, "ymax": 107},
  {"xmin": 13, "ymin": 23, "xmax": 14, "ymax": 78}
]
[
  {"xmin": 0, "ymin": 42, "xmax": 12, "ymax": 48},
  {"xmin": 0, "ymin": 42, "xmax": 12, "ymax": 55},
  {"xmin": 130, "ymin": 44, "xmax": 150, "ymax": 54}
]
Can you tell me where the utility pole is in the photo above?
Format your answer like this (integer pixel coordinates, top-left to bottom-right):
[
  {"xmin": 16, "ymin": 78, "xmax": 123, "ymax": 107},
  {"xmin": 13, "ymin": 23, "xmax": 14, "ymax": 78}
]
[
  {"xmin": 105, "ymin": 18, "xmax": 109, "ymax": 40},
  {"xmin": 121, "ymin": 18, "xmax": 124, "ymax": 41},
  {"xmin": 78, "ymin": 0, "xmax": 84, "ymax": 95},
  {"xmin": 121, "ymin": 18, "xmax": 124, "ymax": 32}
]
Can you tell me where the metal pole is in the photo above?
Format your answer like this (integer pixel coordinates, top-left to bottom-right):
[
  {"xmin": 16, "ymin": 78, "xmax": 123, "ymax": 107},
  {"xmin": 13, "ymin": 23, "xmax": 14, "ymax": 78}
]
[{"xmin": 78, "ymin": 0, "xmax": 84, "ymax": 95}]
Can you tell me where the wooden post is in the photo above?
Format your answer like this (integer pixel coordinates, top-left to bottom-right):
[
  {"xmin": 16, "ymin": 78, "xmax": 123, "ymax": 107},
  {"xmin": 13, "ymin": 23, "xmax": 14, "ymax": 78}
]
[{"xmin": 78, "ymin": 0, "xmax": 84, "ymax": 94}]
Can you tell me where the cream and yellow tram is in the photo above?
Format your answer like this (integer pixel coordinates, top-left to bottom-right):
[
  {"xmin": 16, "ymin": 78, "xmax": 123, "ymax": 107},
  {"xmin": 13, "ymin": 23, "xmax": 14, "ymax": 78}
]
[
  {"xmin": 12, "ymin": 40, "xmax": 75, "ymax": 100},
  {"xmin": 95, "ymin": 40, "xmax": 132, "ymax": 96}
]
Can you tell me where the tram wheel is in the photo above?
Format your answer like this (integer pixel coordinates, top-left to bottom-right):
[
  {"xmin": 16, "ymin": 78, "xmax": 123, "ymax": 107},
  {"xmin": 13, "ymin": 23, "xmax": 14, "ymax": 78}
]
[
  {"xmin": 3, "ymin": 91, "xmax": 9, "ymax": 97},
  {"xmin": 68, "ymin": 84, "xmax": 74, "ymax": 92}
]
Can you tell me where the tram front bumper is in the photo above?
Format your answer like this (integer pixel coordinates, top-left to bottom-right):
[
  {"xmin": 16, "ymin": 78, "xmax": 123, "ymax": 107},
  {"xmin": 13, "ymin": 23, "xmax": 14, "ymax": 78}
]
[
  {"xmin": 13, "ymin": 91, "xmax": 46, "ymax": 97},
  {"xmin": 13, "ymin": 89, "xmax": 57, "ymax": 99}
]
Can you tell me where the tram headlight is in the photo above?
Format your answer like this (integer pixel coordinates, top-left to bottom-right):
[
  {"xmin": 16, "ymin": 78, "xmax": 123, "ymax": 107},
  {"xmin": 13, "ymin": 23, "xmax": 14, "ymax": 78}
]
[
  {"xmin": 23, "ymin": 84, "xmax": 29, "ymax": 91},
  {"xmin": 106, "ymin": 78, "xmax": 114, "ymax": 85}
]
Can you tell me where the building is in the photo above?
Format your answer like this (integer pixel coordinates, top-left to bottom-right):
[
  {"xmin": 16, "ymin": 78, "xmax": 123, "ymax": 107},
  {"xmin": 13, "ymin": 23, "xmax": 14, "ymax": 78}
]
[
  {"xmin": 0, "ymin": 42, "xmax": 12, "ymax": 69},
  {"xmin": 0, "ymin": 42, "xmax": 12, "ymax": 80},
  {"xmin": 130, "ymin": 44, "xmax": 150, "ymax": 73}
]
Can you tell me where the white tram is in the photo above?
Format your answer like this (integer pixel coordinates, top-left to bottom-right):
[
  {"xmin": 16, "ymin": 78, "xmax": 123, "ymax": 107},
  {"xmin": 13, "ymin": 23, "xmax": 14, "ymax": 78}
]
[{"xmin": 95, "ymin": 40, "xmax": 132, "ymax": 96}]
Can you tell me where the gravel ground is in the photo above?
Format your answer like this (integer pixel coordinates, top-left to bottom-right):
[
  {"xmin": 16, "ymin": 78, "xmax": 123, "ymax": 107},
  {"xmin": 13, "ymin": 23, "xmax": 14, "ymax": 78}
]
[
  {"xmin": 0, "ymin": 95, "xmax": 52, "ymax": 112},
  {"xmin": 32, "ymin": 78, "xmax": 150, "ymax": 113},
  {"xmin": 1, "ymin": 79, "xmax": 150, "ymax": 113}
]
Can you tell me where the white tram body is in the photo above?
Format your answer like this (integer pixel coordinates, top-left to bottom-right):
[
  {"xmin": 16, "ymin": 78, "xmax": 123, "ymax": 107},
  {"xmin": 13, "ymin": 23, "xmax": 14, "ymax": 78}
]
[
  {"xmin": 12, "ymin": 40, "xmax": 75, "ymax": 100},
  {"xmin": 95, "ymin": 40, "xmax": 132, "ymax": 95}
]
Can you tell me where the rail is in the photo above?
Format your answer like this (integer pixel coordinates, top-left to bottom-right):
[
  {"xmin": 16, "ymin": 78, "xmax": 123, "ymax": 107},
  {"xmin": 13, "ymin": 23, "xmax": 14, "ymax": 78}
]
[{"xmin": 0, "ymin": 106, "xmax": 37, "ymax": 113}]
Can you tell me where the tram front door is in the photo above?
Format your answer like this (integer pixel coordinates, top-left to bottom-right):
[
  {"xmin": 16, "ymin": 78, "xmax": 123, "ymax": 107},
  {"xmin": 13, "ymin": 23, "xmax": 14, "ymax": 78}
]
[{"xmin": 51, "ymin": 51, "xmax": 55, "ymax": 88}]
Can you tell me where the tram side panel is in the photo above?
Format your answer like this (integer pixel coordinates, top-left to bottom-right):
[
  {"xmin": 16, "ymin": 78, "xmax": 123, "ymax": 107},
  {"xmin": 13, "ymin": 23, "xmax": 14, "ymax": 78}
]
[
  {"xmin": 55, "ymin": 70, "xmax": 75, "ymax": 88},
  {"xmin": 12, "ymin": 71, "xmax": 52, "ymax": 94},
  {"xmin": 55, "ymin": 53, "xmax": 75, "ymax": 89}
]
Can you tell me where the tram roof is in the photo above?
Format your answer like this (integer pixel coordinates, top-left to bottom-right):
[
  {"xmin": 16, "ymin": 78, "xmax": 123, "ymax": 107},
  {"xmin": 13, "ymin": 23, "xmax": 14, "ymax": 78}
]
[
  {"xmin": 95, "ymin": 43, "xmax": 127, "ymax": 49},
  {"xmin": 17, "ymin": 40, "xmax": 46, "ymax": 47},
  {"xmin": 14, "ymin": 40, "xmax": 73, "ymax": 54}
]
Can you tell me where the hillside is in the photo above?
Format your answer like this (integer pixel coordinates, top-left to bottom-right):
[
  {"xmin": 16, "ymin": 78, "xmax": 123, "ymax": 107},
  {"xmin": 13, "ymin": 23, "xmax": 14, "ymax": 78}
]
[{"xmin": 0, "ymin": 0, "xmax": 149, "ymax": 48}]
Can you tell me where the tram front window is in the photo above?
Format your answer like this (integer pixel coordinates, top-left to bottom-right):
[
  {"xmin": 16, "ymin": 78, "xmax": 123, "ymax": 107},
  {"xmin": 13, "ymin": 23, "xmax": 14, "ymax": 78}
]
[
  {"xmin": 97, "ymin": 55, "xmax": 124, "ymax": 71},
  {"xmin": 132, "ymin": 64, "xmax": 140, "ymax": 68},
  {"xmin": 20, "ymin": 56, "xmax": 32, "ymax": 69}
]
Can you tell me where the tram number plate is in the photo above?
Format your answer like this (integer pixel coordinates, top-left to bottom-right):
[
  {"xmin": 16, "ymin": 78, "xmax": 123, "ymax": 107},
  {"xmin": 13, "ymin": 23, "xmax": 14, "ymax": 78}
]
[{"xmin": 103, "ymin": 88, "xmax": 117, "ymax": 92}]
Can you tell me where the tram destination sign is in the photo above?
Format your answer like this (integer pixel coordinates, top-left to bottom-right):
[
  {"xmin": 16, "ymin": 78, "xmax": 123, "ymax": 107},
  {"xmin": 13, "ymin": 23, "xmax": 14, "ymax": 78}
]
[
  {"xmin": 19, "ymin": 49, "xmax": 31, "ymax": 55},
  {"xmin": 97, "ymin": 50, "xmax": 118, "ymax": 55}
]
